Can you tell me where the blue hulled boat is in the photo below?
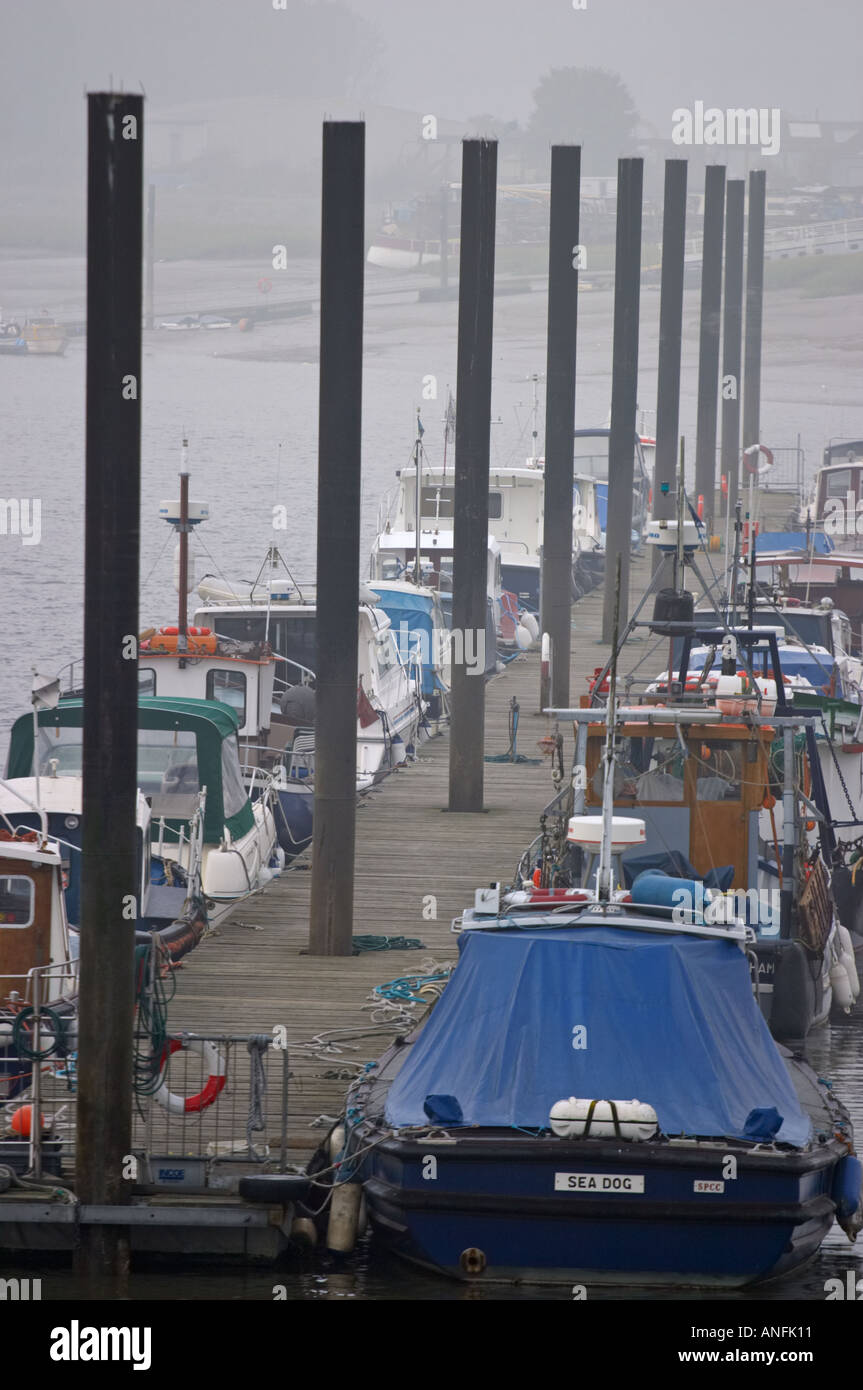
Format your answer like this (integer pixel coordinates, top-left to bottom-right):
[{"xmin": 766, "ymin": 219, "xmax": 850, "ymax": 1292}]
[{"xmin": 337, "ymin": 893, "xmax": 860, "ymax": 1286}]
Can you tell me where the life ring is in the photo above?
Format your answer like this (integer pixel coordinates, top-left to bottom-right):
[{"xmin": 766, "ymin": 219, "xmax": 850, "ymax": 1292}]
[
  {"xmin": 257, "ymin": 277, "xmax": 272, "ymax": 294},
  {"xmin": 154, "ymin": 1037, "xmax": 226, "ymax": 1114},
  {"xmin": 743, "ymin": 443, "xmax": 774, "ymax": 477}
]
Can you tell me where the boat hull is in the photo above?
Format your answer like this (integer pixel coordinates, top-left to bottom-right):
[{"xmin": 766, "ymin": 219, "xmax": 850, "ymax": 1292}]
[
  {"xmin": 362, "ymin": 1133, "xmax": 839, "ymax": 1287},
  {"xmin": 500, "ymin": 563, "xmax": 539, "ymax": 612}
]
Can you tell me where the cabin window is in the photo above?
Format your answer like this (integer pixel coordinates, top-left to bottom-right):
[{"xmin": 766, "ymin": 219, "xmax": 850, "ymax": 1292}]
[
  {"xmin": 375, "ymin": 634, "xmax": 400, "ymax": 678},
  {"xmin": 0, "ymin": 876, "xmax": 35, "ymax": 928},
  {"xmin": 221, "ymin": 737, "xmax": 248, "ymax": 819},
  {"xmin": 420, "ymin": 485, "xmax": 454, "ymax": 520},
  {"xmin": 695, "ymin": 741, "xmax": 743, "ymax": 800},
  {"xmin": 206, "ymin": 669, "xmax": 247, "ymax": 726},
  {"xmin": 488, "ymin": 491, "xmax": 503, "ymax": 520},
  {"xmin": 589, "ymin": 736, "xmax": 685, "ymax": 803},
  {"xmin": 137, "ymin": 729, "xmax": 199, "ymax": 799},
  {"xmin": 826, "ymin": 469, "xmax": 852, "ymax": 499},
  {"xmin": 138, "ymin": 668, "xmax": 156, "ymax": 696}
]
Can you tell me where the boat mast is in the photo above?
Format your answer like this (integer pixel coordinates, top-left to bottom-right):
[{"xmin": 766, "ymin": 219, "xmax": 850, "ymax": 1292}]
[
  {"xmin": 414, "ymin": 413, "xmax": 423, "ymax": 585},
  {"xmin": 596, "ymin": 555, "xmax": 622, "ymax": 901},
  {"xmin": 177, "ymin": 445, "xmax": 189, "ymax": 658}
]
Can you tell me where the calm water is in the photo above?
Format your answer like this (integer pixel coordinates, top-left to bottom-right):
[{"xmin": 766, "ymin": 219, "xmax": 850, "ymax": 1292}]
[{"xmin": 2, "ymin": 253, "xmax": 863, "ymax": 1300}]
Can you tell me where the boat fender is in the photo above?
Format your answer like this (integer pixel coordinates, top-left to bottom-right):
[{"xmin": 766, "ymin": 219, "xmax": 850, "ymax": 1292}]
[
  {"xmin": 326, "ymin": 1181, "xmax": 362, "ymax": 1253},
  {"xmin": 837, "ymin": 924, "xmax": 860, "ymax": 1000},
  {"xmin": 154, "ymin": 1037, "xmax": 227, "ymax": 1114},
  {"xmin": 770, "ymin": 940, "xmax": 813, "ymax": 1041},
  {"xmin": 290, "ymin": 1216, "xmax": 318, "ymax": 1249},
  {"xmin": 328, "ymin": 1124, "xmax": 347, "ymax": 1162},
  {"xmin": 520, "ymin": 612, "xmax": 539, "ymax": 642},
  {"xmin": 832, "ymin": 1153, "xmax": 863, "ymax": 1223},
  {"xmin": 831, "ymin": 958, "xmax": 855, "ymax": 1014}
]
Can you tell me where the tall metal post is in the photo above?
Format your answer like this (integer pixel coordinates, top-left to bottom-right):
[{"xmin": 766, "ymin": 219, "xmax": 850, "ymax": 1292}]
[
  {"xmin": 541, "ymin": 144, "xmax": 581, "ymax": 709},
  {"xmin": 309, "ymin": 122, "xmax": 365, "ymax": 954},
  {"xmin": 75, "ymin": 91, "xmax": 143, "ymax": 1286},
  {"xmin": 721, "ymin": 180, "xmax": 746, "ymax": 522},
  {"xmin": 602, "ymin": 157, "xmax": 643, "ymax": 643},
  {"xmin": 448, "ymin": 138, "xmax": 497, "ymax": 812},
  {"xmin": 694, "ymin": 165, "xmax": 726, "ymax": 534},
  {"xmin": 743, "ymin": 169, "xmax": 767, "ymax": 459},
  {"xmin": 652, "ymin": 159, "xmax": 687, "ymax": 570}
]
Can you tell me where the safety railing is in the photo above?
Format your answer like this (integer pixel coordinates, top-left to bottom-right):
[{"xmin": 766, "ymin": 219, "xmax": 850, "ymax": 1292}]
[
  {"xmin": 2, "ymin": 1022, "xmax": 291, "ymax": 1190},
  {"xmin": 151, "ymin": 787, "xmax": 207, "ymax": 897},
  {"xmin": 1, "ymin": 961, "xmax": 79, "ymax": 1179}
]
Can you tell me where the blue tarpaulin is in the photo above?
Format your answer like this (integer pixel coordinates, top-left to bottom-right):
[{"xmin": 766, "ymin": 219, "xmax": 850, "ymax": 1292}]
[
  {"xmin": 369, "ymin": 587, "xmax": 445, "ymax": 698},
  {"xmin": 384, "ymin": 926, "xmax": 811, "ymax": 1146},
  {"xmin": 755, "ymin": 531, "xmax": 833, "ymax": 556}
]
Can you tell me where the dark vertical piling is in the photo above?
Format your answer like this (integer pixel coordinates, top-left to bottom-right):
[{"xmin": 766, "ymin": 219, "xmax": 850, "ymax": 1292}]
[
  {"xmin": 448, "ymin": 138, "xmax": 497, "ymax": 812},
  {"xmin": 144, "ymin": 184, "xmax": 155, "ymax": 330},
  {"xmin": 743, "ymin": 169, "xmax": 767, "ymax": 458},
  {"xmin": 694, "ymin": 165, "xmax": 726, "ymax": 534},
  {"xmin": 541, "ymin": 144, "xmax": 581, "ymax": 709},
  {"xmin": 75, "ymin": 92, "xmax": 143, "ymax": 1286},
  {"xmin": 309, "ymin": 122, "xmax": 365, "ymax": 954},
  {"xmin": 721, "ymin": 179, "xmax": 746, "ymax": 523},
  {"xmin": 602, "ymin": 157, "xmax": 643, "ymax": 643},
  {"xmin": 652, "ymin": 159, "xmax": 687, "ymax": 569}
]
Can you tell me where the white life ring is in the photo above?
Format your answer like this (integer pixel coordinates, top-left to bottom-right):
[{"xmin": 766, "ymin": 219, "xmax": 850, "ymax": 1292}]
[
  {"xmin": 154, "ymin": 1037, "xmax": 227, "ymax": 1115},
  {"xmin": 743, "ymin": 443, "xmax": 774, "ymax": 477}
]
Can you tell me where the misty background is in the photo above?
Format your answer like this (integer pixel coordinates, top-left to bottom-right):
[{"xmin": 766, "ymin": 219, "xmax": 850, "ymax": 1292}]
[{"xmin": 2, "ymin": 0, "xmax": 862, "ymax": 254}]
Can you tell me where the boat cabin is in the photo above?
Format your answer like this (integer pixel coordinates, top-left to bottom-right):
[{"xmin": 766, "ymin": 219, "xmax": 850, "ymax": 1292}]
[{"xmin": 582, "ymin": 719, "xmax": 775, "ymax": 894}]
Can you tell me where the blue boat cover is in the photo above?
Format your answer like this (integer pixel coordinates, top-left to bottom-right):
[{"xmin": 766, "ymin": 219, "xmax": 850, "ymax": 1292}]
[
  {"xmin": 370, "ymin": 587, "xmax": 444, "ymax": 698},
  {"xmin": 384, "ymin": 926, "xmax": 811, "ymax": 1146},
  {"xmin": 755, "ymin": 531, "xmax": 833, "ymax": 557}
]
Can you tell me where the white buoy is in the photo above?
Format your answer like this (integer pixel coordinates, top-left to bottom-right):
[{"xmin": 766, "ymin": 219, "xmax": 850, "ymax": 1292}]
[
  {"xmin": 515, "ymin": 622, "xmax": 532, "ymax": 651},
  {"xmin": 831, "ymin": 959, "xmax": 855, "ymax": 1014},
  {"xmin": 326, "ymin": 1182, "xmax": 363, "ymax": 1253},
  {"xmin": 520, "ymin": 612, "xmax": 539, "ymax": 642},
  {"xmin": 838, "ymin": 925, "xmax": 860, "ymax": 999}
]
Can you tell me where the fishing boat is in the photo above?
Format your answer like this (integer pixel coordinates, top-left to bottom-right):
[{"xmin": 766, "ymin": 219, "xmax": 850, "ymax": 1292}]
[
  {"xmin": 369, "ymin": 407, "xmax": 538, "ymax": 653},
  {"xmin": 573, "ymin": 428, "xmax": 651, "ymax": 552},
  {"xmin": 367, "ymin": 578, "xmax": 452, "ymax": 732},
  {"xmin": 542, "ymin": 621, "xmax": 863, "ymax": 1038},
  {"xmin": 4, "ymin": 696, "xmax": 278, "ymax": 930},
  {"xmin": 22, "ymin": 317, "xmax": 67, "ymax": 356},
  {"xmin": 319, "ymin": 680, "xmax": 862, "ymax": 1287},
  {"xmin": 0, "ymin": 824, "xmax": 76, "ymax": 1108}
]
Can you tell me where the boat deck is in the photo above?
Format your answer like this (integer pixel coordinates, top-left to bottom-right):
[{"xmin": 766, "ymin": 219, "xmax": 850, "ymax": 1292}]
[{"xmin": 164, "ymin": 561, "xmax": 650, "ymax": 1154}]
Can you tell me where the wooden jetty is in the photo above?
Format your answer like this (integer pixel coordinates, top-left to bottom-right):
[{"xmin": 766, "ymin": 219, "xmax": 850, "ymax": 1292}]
[{"xmin": 165, "ymin": 567, "xmax": 644, "ymax": 1156}]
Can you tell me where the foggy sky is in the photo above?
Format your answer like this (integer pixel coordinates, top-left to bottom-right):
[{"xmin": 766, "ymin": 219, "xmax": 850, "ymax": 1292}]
[{"xmin": 1, "ymin": 0, "xmax": 861, "ymax": 188}]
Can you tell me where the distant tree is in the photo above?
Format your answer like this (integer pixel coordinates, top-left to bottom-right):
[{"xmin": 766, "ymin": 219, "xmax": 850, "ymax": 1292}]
[{"xmin": 526, "ymin": 68, "xmax": 639, "ymax": 174}]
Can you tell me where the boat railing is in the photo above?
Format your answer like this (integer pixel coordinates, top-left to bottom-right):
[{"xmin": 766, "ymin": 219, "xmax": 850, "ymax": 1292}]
[
  {"xmin": 151, "ymin": 787, "xmax": 206, "ymax": 896},
  {"xmin": 0, "ymin": 960, "xmax": 79, "ymax": 1178},
  {"xmin": 1, "ymin": 1024, "xmax": 293, "ymax": 1188},
  {"xmin": 272, "ymin": 656, "xmax": 317, "ymax": 690}
]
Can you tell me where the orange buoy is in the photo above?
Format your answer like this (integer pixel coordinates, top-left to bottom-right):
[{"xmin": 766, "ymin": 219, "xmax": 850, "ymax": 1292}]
[{"xmin": 10, "ymin": 1105, "xmax": 44, "ymax": 1138}]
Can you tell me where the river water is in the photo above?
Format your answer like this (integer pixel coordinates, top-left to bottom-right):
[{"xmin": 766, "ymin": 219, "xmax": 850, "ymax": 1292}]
[{"xmin": 1, "ymin": 252, "xmax": 863, "ymax": 1301}]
